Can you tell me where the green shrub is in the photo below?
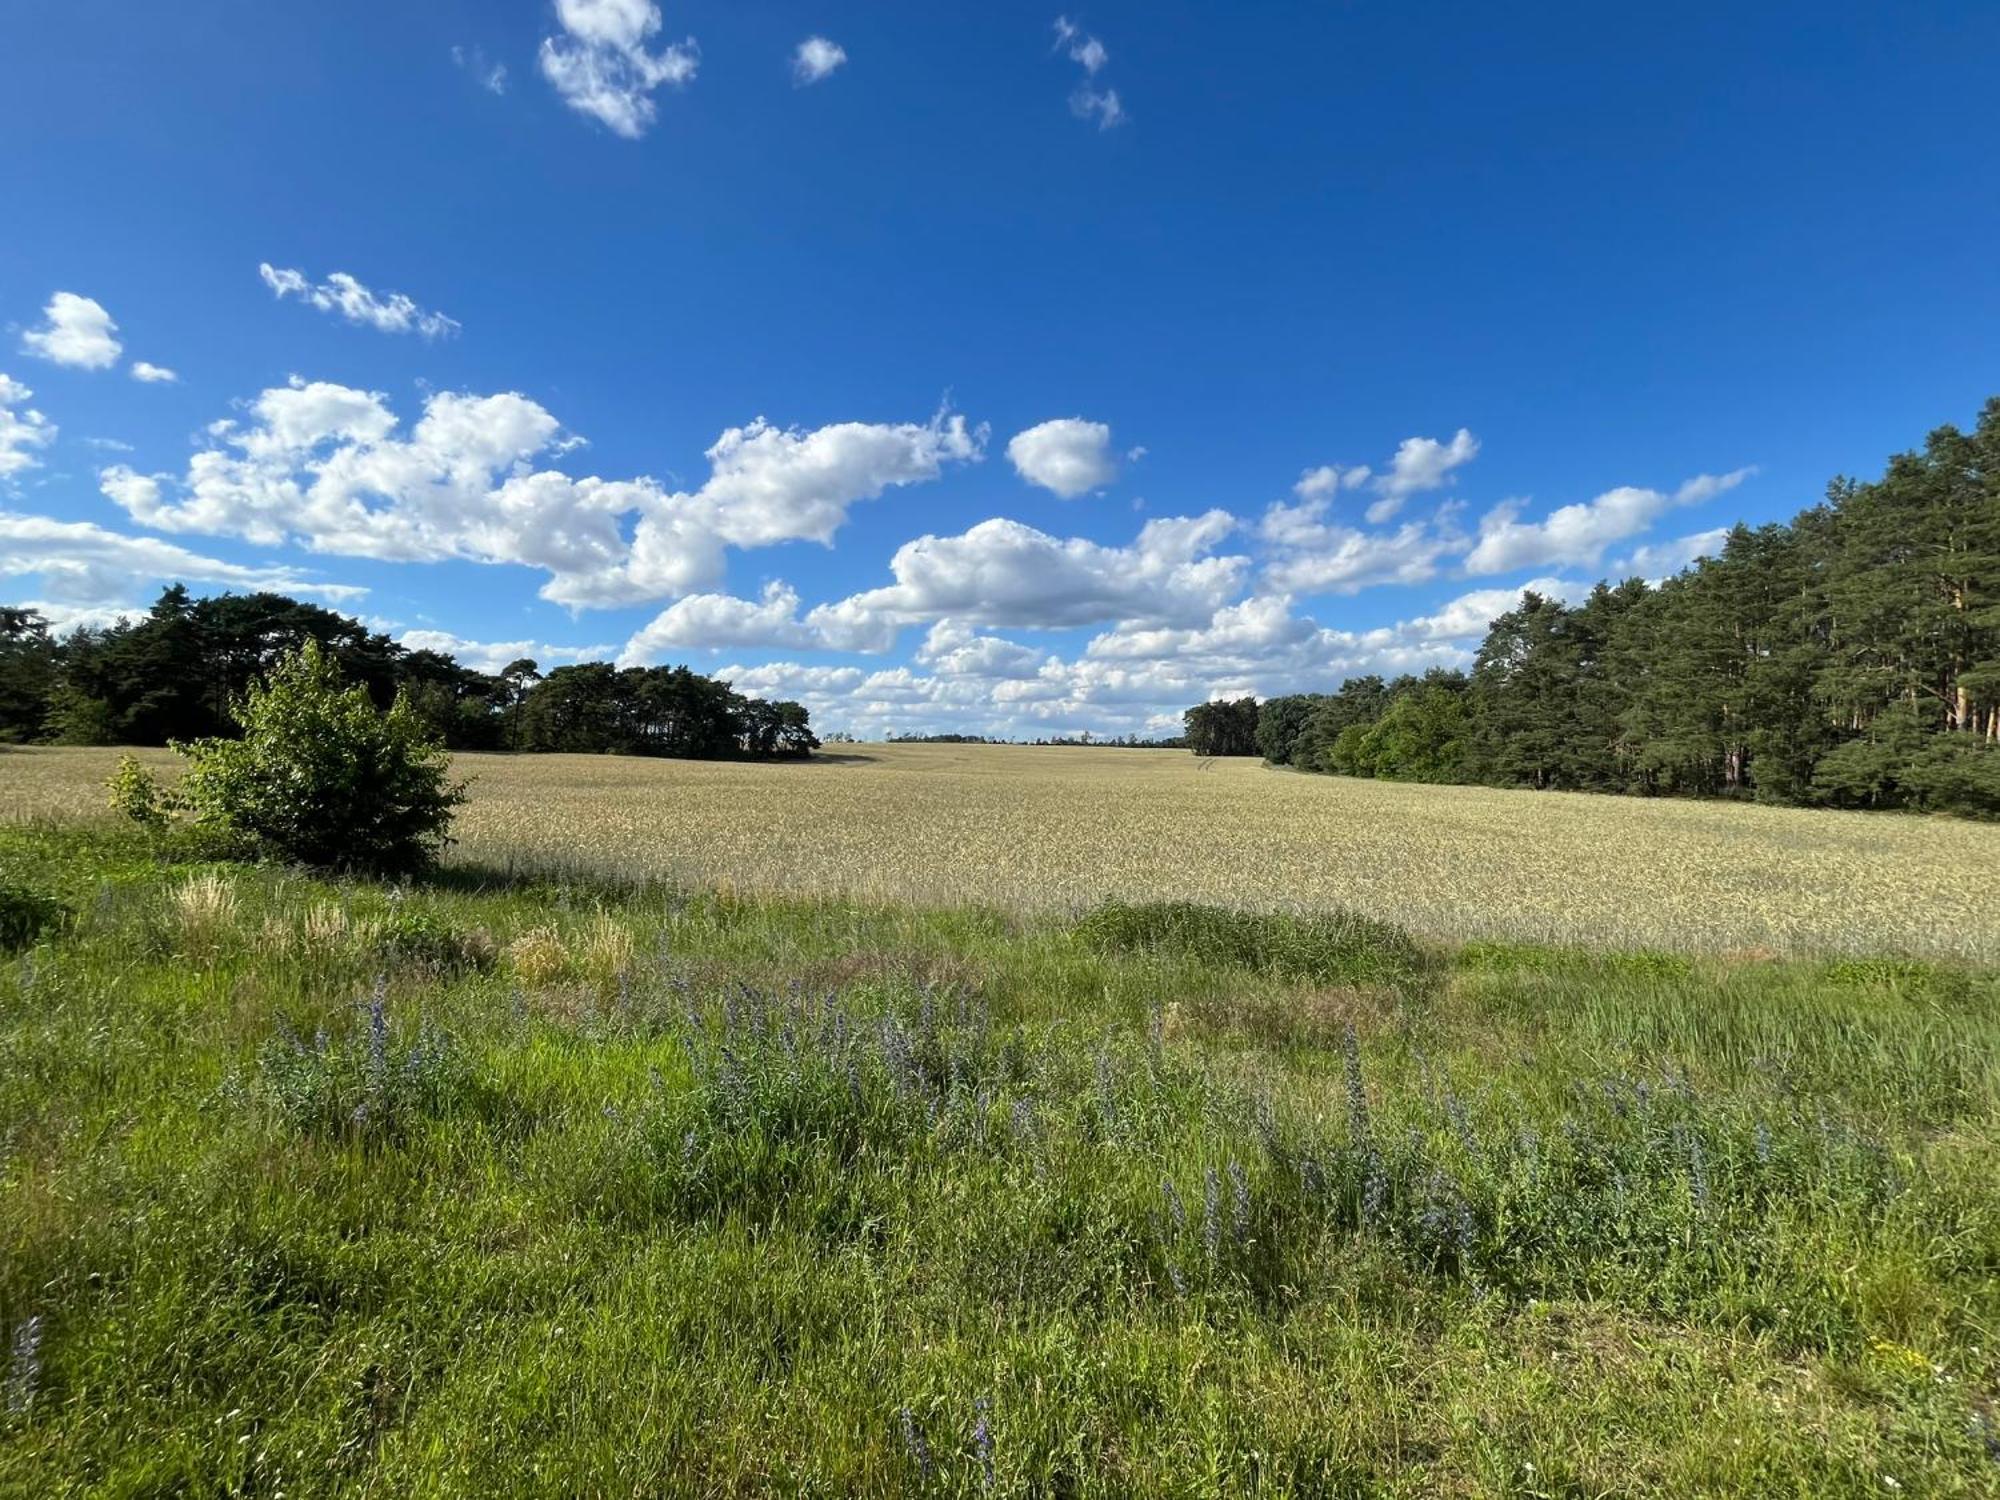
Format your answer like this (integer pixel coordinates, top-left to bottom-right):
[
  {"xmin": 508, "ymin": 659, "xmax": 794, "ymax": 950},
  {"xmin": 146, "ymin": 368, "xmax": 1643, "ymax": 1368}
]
[
  {"xmin": 173, "ymin": 639, "xmax": 468, "ymax": 876},
  {"xmin": 1073, "ymin": 899, "xmax": 1434, "ymax": 990},
  {"xmin": 0, "ymin": 881, "xmax": 68, "ymax": 951},
  {"xmin": 105, "ymin": 753, "xmax": 168, "ymax": 828}
]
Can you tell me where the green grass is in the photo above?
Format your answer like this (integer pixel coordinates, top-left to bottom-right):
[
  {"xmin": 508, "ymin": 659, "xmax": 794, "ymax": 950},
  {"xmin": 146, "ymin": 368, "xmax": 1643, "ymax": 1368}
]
[{"xmin": 2, "ymin": 823, "xmax": 1998, "ymax": 1496}]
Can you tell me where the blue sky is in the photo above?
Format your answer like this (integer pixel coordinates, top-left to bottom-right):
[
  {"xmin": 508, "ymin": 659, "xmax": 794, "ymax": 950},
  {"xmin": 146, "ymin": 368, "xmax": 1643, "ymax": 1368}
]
[{"xmin": 3, "ymin": 1, "xmax": 1996, "ymax": 737}]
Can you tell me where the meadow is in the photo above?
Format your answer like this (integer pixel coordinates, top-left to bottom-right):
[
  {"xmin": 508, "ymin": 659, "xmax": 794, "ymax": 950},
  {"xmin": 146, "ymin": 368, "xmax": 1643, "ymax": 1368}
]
[
  {"xmin": 6, "ymin": 742, "xmax": 1998, "ymax": 960},
  {"xmin": 3, "ymin": 749, "xmax": 1998, "ymax": 1495}
]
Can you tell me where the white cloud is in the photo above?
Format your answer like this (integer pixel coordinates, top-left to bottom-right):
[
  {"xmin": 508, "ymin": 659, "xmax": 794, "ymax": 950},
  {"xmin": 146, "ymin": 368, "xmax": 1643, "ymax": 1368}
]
[
  {"xmin": 85, "ymin": 437, "xmax": 134, "ymax": 453},
  {"xmin": 0, "ymin": 375, "xmax": 57, "ymax": 481},
  {"xmin": 4, "ymin": 599, "xmax": 148, "ymax": 634},
  {"xmin": 130, "ymin": 361, "xmax": 178, "ymax": 384},
  {"xmin": 1395, "ymin": 578, "xmax": 1585, "ymax": 642},
  {"xmin": 1054, "ymin": 16, "xmax": 1123, "ymax": 128},
  {"xmin": 913, "ymin": 619, "xmax": 1050, "ymax": 680},
  {"xmin": 1369, "ymin": 428, "xmax": 1478, "ymax": 522},
  {"xmin": 452, "ymin": 44, "xmax": 509, "ymax": 94},
  {"xmin": 0, "ymin": 510, "xmax": 366, "ymax": 606},
  {"xmin": 539, "ymin": 0, "xmax": 697, "ymax": 138},
  {"xmin": 1293, "ymin": 463, "xmax": 1369, "ymax": 502},
  {"xmin": 809, "ymin": 511, "xmax": 1248, "ymax": 651},
  {"xmin": 1609, "ymin": 526, "xmax": 1731, "ymax": 580},
  {"xmin": 102, "ymin": 379, "xmax": 983, "ymax": 610},
  {"xmin": 792, "ymin": 36, "xmax": 846, "ymax": 85},
  {"xmin": 1259, "ymin": 489, "xmax": 1458, "ymax": 595},
  {"xmin": 620, "ymin": 581, "xmax": 820, "ymax": 664},
  {"xmin": 1070, "ymin": 87, "xmax": 1126, "ymax": 130},
  {"xmin": 258, "ymin": 264, "xmax": 460, "ymax": 339},
  {"xmin": 1053, "ymin": 16, "xmax": 1108, "ymax": 73},
  {"xmin": 397, "ymin": 629, "xmax": 609, "ymax": 675},
  {"xmin": 20, "ymin": 292, "xmax": 122, "ymax": 371},
  {"xmin": 719, "ymin": 583, "xmax": 1513, "ymax": 740},
  {"xmin": 1463, "ymin": 468, "xmax": 1753, "ymax": 575},
  {"xmin": 1006, "ymin": 417, "xmax": 1117, "ymax": 498}
]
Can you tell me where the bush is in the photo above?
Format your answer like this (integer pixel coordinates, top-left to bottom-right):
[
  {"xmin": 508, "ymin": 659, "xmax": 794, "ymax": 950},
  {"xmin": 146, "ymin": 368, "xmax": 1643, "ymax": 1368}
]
[
  {"xmin": 174, "ymin": 639, "xmax": 468, "ymax": 875},
  {"xmin": 1072, "ymin": 899, "xmax": 1434, "ymax": 991},
  {"xmin": 0, "ymin": 882, "xmax": 68, "ymax": 951},
  {"xmin": 105, "ymin": 754, "xmax": 168, "ymax": 828}
]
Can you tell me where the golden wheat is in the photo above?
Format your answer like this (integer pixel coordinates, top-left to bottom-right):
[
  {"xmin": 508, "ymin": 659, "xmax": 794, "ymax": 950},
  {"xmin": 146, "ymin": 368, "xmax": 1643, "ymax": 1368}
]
[{"xmin": 6, "ymin": 742, "xmax": 1995, "ymax": 958}]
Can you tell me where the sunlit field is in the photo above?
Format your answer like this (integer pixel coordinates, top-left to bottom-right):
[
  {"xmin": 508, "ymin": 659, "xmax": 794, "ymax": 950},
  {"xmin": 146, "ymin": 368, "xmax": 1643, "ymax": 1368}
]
[{"xmin": 7, "ymin": 742, "xmax": 1997, "ymax": 959}]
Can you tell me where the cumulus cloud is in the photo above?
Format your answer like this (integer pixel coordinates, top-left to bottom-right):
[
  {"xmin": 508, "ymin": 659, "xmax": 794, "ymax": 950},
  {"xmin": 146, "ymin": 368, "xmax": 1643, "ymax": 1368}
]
[
  {"xmin": 913, "ymin": 619, "xmax": 1049, "ymax": 680},
  {"xmin": 258, "ymin": 264, "xmax": 460, "ymax": 339},
  {"xmin": 397, "ymin": 629, "xmax": 609, "ymax": 675},
  {"xmin": 1609, "ymin": 526, "xmax": 1732, "ymax": 581},
  {"xmin": 101, "ymin": 379, "xmax": 983, "ymax": 610},
  {"xmin": 1006, "ymin": 417, "xmax": 1117, "ymax": 498},
  {"xmin": 811, "ymin": 511, "xmax": 1248, "ymax": 648},
  {"xmin": 610, "ymin": 511, "xmax": 1245, "ymax": 663},
  {"xmin": 130, "ymin": 361, "xmax": 178, "ymax": 384},
  {"xmin": 0, "ymin": 375, "xmax": 57, "ymax": 481},
  {"xmin": 715, "ymin": 579, "xmax": 1536, "ymax": 740},
  {"xmin": 1290, "ymin": 430, "xmax": 1476, "ymax": 525},
  {"xmin": 1292, "ymin": 463, "xmax": 1368, "ymax": 502},
  {"xmin": 792, "ymin": 36, "xmax": 846, "ymax": 85},
  {"xmin": 1394, "ymin": 578, "xmax": 1586, "ymax": 641},
  {"xmin": 1259, "ymin": 491, "xmax": 1458, "ymax": 595},
  {"xmin": 539, "ymin": 0, "xmax": 698, "ymax": 138},
  {"xmin": 620, "ymin": 581, "xmax": 821, "ymax": 664},
  {"xmin": 0, "ymin": 510, "xmax": 365, "ymax": 607},
  {"xmin": 1369, "ymin": 428, "xmax": 1479, "ymax": 522},
  {"xmin": 20, "ymin": 292, "xmax": 122, "ymax": 370},
  {"xmin": 1463, "ymin": 468, "xmax": 1753, "ymax": 575}
]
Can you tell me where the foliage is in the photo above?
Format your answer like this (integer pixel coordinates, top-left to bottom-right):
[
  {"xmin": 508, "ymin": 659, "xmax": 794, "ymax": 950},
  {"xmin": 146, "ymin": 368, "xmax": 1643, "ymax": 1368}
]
[
  {"xmin": 105, "ymin": 752, "xmax": 168, "ymax": 828},
  {"xmin": 1183, "ymin": 695, "xmax": 1259, "ymax": 756},
  {"xmin": 0, "ymin": 584, "xmax": 818, "ymax": 762},
  {"xmin": 516, "ymin": 660, "xmax": 817, "ymax": 758},
  {"xmin": 1230, "ymin": 399, "xmax": 2000, "ymax": 816},
  {"xmin": 173, "ymin": 639, "xmax": 469, "ymax": 875}
]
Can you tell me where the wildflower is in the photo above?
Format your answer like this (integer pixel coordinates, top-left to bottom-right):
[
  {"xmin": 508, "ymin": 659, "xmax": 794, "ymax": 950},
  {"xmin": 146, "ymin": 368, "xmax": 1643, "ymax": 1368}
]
[
  {"xmin": 898, "ymin": 1406, "xmax": 934, "ymax": 1482},
  {"xmin": 973, "ymin": 1396, "xmax": 995, "ymax": 1489}
]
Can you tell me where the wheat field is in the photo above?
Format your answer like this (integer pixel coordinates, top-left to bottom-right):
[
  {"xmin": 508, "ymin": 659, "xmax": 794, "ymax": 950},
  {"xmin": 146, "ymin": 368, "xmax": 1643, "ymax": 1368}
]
[{"xmin": 4, "ymin": 741, "xmax": 1992, "ymax": 958}]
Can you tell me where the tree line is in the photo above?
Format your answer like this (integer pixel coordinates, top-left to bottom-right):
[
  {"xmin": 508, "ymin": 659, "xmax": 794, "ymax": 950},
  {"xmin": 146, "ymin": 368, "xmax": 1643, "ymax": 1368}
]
[
  {"xmin": 0, "ymin": 586, "xmax": 820, "ymax": 760},
  {"xmin": 1187, "ymin": 398, "xmax": 2000, "ymax": 817}
]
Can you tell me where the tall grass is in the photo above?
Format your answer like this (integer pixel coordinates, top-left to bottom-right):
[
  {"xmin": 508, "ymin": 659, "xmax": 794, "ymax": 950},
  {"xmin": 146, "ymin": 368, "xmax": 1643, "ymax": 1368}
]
[{"xmin": 0, "ymin": 825, "xmax": 1996, "ymax": 1495}]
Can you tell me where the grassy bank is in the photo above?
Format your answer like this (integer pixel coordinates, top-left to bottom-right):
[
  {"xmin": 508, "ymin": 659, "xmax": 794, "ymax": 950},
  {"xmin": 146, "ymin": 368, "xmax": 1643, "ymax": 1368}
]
[{"xmin": 2, "ymin": 823, "xmax": 1997, "ymax": 1495}]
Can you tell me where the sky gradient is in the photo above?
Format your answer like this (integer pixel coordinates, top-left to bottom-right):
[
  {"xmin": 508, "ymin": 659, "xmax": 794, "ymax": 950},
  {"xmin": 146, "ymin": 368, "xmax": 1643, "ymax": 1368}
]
[{"xmin": 4, "ymin": 0, "xmax": 1997, "ymax": 736}]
